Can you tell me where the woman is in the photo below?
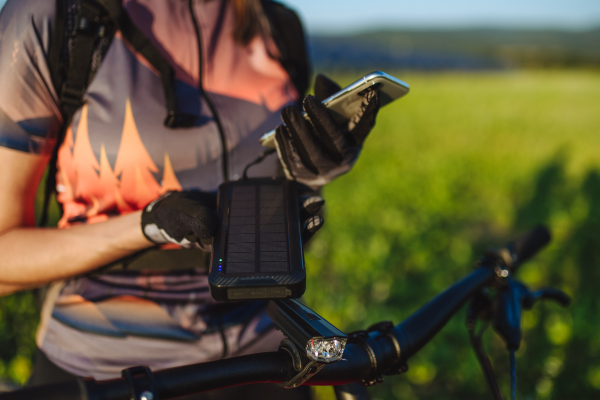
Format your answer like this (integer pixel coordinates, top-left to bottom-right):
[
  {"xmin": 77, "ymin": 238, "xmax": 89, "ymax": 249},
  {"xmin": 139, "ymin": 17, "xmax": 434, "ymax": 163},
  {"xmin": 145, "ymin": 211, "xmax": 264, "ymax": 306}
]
[{"xmin": 0, "ymin": 0, "xmax": 378, "ymax": 398}]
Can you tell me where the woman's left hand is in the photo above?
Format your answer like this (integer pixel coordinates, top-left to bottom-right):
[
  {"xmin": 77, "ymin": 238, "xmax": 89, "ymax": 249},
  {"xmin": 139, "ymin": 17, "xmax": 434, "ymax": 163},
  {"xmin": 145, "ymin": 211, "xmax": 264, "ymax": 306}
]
[{"xmin": 274, "ymin": 74, "xmax": 380, "ymax": 187}]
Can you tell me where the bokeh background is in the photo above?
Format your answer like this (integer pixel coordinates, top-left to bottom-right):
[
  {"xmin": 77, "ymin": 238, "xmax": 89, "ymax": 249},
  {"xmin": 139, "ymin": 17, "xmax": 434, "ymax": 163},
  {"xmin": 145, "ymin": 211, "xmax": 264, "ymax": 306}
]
[{"xmin": 1, "ymin": 0, "xmax": 600, "ymax": 399}]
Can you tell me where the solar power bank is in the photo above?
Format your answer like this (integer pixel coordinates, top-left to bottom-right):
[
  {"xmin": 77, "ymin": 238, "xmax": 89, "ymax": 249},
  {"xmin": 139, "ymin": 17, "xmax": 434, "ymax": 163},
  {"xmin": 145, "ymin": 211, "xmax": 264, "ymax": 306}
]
[{"xmin": 208, "ymin": 178, "xmax": 306, "ymax": 301}]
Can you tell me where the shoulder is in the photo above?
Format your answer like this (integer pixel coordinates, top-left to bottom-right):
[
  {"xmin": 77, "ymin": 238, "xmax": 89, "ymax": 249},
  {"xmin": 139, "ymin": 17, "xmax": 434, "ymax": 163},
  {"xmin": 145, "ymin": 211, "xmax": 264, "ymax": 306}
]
[
  {"xmin": 0, "ymin": 0, "xmax": 56, "ymax": 54},
  {"xmin": 0, "ymin": 0, "xmax": 56, "ymax": 30},
  {"xmin": 0, "ymin": 0, "xmax": 62, "ymax": 154}
]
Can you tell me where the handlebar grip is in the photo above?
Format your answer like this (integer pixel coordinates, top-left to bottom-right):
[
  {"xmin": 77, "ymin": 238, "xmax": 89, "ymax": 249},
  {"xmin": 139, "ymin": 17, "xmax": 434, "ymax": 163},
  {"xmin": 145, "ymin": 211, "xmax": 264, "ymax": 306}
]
[
  {"xmin": 509, "ymin": 225, "xmax": 551, "ymax": 268},
  {"xmin": 0, "ymin": 380, "xmax": 84, "ymax": 400}
]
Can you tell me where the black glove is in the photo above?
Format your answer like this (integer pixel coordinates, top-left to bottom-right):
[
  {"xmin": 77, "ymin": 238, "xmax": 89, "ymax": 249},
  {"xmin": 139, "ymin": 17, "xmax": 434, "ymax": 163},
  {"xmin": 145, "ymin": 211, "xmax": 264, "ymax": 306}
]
[
  {"xmin": 141, "ymin": 190, "xmax": 324, "ymax": 248},
  {"xmin": 141, "ymin": 191, "xmax": 218, "ymax": 249},
  {"xmin": 299, "ymin": 194, "xmax": 325, "ymax": 243},
  {"xmin": 275, "ymin": 74, "xmax": 380, "ymax": 187}
]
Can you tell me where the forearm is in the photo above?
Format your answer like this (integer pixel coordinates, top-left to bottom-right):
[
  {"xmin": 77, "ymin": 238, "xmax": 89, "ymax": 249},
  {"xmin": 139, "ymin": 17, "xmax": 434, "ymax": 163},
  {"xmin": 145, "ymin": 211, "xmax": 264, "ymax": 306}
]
[{"xmin": 0, "ymin": 211, "xmax": 152, "ymax": 290}]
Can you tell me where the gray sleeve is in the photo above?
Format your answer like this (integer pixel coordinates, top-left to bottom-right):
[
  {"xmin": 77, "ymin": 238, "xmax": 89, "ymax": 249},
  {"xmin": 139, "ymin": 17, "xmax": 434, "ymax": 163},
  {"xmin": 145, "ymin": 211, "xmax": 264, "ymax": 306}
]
[{"xmin": 0, "ymin": 0, "xmax": 62, "ymax": 154}]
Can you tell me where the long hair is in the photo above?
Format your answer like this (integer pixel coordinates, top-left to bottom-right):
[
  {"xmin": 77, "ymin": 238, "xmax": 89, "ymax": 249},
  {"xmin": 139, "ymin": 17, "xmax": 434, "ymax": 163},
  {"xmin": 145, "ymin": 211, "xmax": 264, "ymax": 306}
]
[{"xmin": 231, "ymin": 0, "xmax": 267, "ymax": 46}]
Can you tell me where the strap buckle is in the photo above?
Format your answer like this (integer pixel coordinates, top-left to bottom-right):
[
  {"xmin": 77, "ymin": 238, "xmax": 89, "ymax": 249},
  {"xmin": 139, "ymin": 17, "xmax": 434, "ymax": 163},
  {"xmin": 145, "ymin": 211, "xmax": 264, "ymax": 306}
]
[
  {"xmin": 60, "ymin": 82, "xmax": 86, "ymax": 109},
  {"xmin": 75, "ymin": 15, "xmax": 105, "ymax": 36}
]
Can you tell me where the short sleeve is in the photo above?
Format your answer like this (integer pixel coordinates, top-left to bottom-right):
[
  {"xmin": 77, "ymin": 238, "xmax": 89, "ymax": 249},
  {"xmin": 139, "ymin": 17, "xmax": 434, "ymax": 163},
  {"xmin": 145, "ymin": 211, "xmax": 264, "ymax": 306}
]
[{"xmin": 0, "ymin": 0, "xmax": 62, "ymax": 154}]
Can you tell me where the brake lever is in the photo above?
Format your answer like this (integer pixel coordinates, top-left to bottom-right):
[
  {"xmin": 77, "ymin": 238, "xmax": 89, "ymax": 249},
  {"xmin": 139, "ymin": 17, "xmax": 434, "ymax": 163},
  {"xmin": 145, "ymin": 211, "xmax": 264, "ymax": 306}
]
[
  {"xmin": 523, "ymin": 288, "xmax": 571, "ymax": 309},
  {"xmin": 494, "ymin": 278, "xmax": 571, "ymax": 351},
  {"xmin": 493, "ymin": 279, "xmax": 529, "ymax": 351},
  {"xmin": 466, "ymin": 226, "xmax": 557, "ymax": 400}
]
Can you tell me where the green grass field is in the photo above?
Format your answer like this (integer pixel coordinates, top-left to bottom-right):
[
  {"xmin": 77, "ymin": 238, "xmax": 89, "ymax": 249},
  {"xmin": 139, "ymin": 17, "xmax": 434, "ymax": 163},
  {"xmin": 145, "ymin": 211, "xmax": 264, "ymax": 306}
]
[
  {"xmin": 304, "ymin": 70, "xmax": 600, "ymax": 399},
  {"xmin": 1, "ymin": 70, "xmax": 599, "ymax": 398}
]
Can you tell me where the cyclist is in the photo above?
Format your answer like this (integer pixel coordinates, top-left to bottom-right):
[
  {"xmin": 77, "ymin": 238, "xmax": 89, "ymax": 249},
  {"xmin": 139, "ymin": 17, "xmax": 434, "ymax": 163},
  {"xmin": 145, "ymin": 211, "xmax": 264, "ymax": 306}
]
[{"xmin": 0, "ymin": 0, "xmax": 379, "ymax": 398}]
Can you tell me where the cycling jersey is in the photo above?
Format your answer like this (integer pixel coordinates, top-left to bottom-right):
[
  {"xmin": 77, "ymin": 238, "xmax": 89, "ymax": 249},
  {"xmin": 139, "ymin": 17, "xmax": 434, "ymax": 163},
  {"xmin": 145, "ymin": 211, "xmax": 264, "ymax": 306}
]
[{"xmin": 0, "ymin": 0, "xmax": 303, "ymax": 379}]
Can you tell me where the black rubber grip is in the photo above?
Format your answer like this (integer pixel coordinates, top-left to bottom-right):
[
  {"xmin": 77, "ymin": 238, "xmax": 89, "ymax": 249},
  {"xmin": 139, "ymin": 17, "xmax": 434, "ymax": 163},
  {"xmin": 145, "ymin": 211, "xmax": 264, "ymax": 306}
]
[
  {"xmin": 0, "ymin": 380, "xmax": 84, "ymax": 400},
  {"xmin": 510, "ymin": 225, "xmax": 551, "ymax": 267}
]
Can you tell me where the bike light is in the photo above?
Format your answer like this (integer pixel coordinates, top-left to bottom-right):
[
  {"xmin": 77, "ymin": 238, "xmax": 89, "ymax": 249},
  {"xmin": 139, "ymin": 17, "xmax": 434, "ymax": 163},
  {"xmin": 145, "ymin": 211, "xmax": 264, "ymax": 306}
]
[
  {"xmin": 306, "ymin": 337, "xmax": 346, "ymax": 363},
  {"xmin": 267, "ymin": 299, "xmax": 348, "ymax": 363}
]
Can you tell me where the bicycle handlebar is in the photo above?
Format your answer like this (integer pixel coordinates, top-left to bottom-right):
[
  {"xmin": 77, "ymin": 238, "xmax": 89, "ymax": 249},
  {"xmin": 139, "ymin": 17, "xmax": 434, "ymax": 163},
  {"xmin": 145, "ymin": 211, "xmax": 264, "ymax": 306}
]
[
  {"xmin": 392, "ymin": 266, "xmax": 494, "ymax": 362},
  {"xmin": 2, "ymin": 267, "xmax": 496, "ymax": 400},
  {"xmin": 1, "ymin": 227, "xmax": 550, "ymax": 400},
  {"xmin": 507, "ymin": 224, "xmax": 551, "ymax": 270}
]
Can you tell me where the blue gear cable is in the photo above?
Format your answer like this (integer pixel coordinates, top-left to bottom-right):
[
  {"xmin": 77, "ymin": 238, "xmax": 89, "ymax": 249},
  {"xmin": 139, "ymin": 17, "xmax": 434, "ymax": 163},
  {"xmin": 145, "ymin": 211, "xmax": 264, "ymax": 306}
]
[{"xmin": 510, "ymin": 350, "xmax": 517, "ymax": 400}]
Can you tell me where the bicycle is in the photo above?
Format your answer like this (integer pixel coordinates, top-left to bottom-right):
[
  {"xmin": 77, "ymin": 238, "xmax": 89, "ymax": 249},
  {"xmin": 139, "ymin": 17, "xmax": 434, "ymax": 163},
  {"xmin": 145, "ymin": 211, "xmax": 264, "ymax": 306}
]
[{"xmin": 0, "ymin": 225, "xmax": 570, "ymax": 400}]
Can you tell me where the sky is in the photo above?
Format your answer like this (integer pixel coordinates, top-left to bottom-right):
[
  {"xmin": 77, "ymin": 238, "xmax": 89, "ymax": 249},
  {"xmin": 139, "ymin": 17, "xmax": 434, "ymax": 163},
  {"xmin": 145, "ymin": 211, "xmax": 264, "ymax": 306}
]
[
  {"xmin": 282, "ymin": 0, "xmax": 600, "ymax": 34},
  {"xmin": 1, "ymin": 0, "xmax": 599, "ymax": 34}
]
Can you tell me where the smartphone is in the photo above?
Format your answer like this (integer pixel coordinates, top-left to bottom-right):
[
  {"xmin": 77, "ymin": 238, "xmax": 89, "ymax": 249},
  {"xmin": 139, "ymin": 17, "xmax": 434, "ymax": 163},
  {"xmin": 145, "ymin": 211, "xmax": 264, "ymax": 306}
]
[
  {"xmin": 208, "ymin": 178, "xmax": 306, "ymax": 302},
  {"xmin": 260, "ymin": 71, "xmax": 410, "ymax": 148}
]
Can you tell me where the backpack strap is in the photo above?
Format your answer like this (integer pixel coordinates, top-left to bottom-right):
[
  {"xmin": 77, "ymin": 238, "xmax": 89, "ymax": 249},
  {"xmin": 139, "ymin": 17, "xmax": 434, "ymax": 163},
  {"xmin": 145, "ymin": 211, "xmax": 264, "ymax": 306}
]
[
  {"xmin": 94, "ymin": 0, "xmax": 198, "ymax": 128},
  {"xmin": 41, "ymin": 0, "xmax": 196, "ymax": 226},
  {"xmin": 42, "ymin": 0, "xmax": 116, "ymax": 226}
]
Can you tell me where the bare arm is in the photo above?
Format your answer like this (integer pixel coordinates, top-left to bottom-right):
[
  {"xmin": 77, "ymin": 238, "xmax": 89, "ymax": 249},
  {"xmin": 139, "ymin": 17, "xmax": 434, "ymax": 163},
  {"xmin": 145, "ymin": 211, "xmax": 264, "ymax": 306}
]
[{"xmin": 0, "ymin": 147, "xmax": 154, "ymax": 296}]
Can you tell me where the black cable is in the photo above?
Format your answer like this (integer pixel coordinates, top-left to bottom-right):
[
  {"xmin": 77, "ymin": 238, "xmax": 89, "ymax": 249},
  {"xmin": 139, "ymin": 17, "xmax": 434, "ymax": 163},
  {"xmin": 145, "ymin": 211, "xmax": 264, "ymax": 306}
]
[
  {"xmin": 217, "ymin": 314, "xmax": 228, "ymax": 359},
  {"xmin": 510, "ymin": 350, "xmax": 517, "ymax": 400},
  {"xmin": 468, "ymin": 324, "xmax": 503, "ymax": 400},
  {"xmin": 188, "ymin": 0, "xmax": 230, "ymax": 181},
  {"xmin": 242, "ymin": 148, "xmax": 276, "ymax": 180}
]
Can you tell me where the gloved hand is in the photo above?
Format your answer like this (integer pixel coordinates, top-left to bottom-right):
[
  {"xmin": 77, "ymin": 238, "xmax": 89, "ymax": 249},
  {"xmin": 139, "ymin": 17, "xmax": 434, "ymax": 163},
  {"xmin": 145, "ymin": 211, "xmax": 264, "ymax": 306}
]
[
  {"xmin": 299, "ymin": 194, "xmax": 325, "ymax": 243},
  {"xmin": 141, "ymin": 190, "xmax": 325, "ymax": 248},
  {"xmin": 141, "ymin": 191, "xmax": 218, "ymax": 249},
  {"xmin": 275, "ymin": 74, "xmax": 380, "ymax": 187}
]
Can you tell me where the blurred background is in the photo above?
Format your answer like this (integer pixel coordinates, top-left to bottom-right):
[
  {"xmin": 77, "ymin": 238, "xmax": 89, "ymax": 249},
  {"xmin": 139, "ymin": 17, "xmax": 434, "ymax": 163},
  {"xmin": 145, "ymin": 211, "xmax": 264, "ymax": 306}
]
[{"xmin": 1, "ymin": 0, "xmax": 600, "ymax": 399}]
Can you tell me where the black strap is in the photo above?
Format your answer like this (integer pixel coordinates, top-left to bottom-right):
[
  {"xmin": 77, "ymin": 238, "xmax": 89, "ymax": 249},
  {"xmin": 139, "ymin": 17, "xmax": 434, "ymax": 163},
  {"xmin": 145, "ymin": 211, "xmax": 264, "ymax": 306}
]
[
  {"xmin": 95, "ymin": 0, "xmax": 197, "ymax": 128},
  {"xmin": 41, "ymin": 0, "xmax": 196, "ymax": 226},
  {"xmin": 48, "ymin": 0, "xmax": 67, "ymax": 98},
  {"xmin": 42, "ymin": 0, "xmax": 115, "ymax": 226},
  {"xmin": 62, "ymin": 1, "xmax": 109, "ymax": 118}
]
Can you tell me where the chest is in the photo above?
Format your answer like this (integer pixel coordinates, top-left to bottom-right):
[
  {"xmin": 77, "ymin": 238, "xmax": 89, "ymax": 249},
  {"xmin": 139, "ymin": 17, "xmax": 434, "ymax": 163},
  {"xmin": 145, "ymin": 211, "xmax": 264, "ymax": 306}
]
[{"xmin": 56, "ymin": 0, "xmax": 296, "ymax": 225}]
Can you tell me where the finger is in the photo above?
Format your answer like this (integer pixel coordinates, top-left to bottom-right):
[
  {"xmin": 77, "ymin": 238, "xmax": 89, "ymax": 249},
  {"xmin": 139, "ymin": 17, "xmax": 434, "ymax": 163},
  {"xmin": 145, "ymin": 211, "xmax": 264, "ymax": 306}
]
[
  {"xmin": 274, "ymin": 125, "xmax": 297, "ymax": 179},
  {"xmin": 348, "ymin": 89, "xmax": 380, "ymax": 146},
  {"xmin": 300, "ymin": 195, "xmax": 325, "ymax": 216},
  {"xmin": 314, "ymin": 74, "xmax": 342, "ymax": 101},
  {"xmin": 281, "ymin": 104, "xmax": 327, "ymax": 174},
  {"xmin": 156, "ymin": 198, "xmax": 218, "ymax": 240},
  {"xmin": 175, "ymin": 197, "xmax": 218, "ymax": 236},
  {"xmin": 154, "ymin": 207, "xmax": 195, "ymax": 241},
  {"xmin": 189, "ymin": 211, "xmax": 218, "ymax": 240},
  {"xmin": 303, "ymin": 95, "xmax": 348, "ymax": 164},
  {"xmin": 182, "ymin": 191, "xmax": 217, "ymax": 209},
  {"xmin": 302, "ymin": 215, "xmax": 324, "ymax": 243}
]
